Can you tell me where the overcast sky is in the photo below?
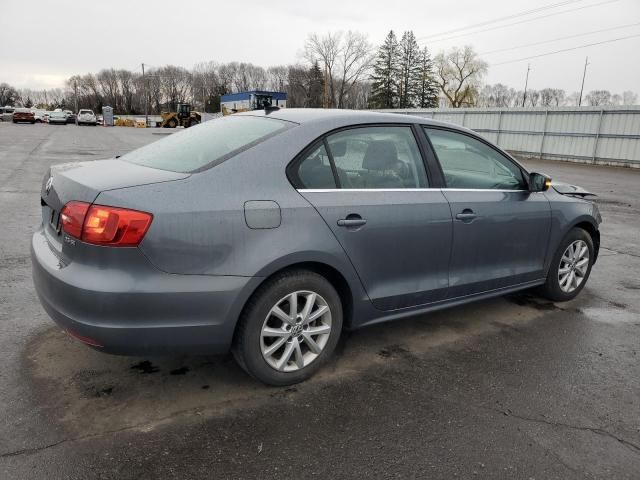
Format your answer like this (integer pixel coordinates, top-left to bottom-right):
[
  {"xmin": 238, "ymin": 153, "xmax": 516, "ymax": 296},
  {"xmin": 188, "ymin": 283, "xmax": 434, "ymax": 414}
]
[{"xmin": 2, "ymin": 0, "xmax": 639, "ymax": 93}]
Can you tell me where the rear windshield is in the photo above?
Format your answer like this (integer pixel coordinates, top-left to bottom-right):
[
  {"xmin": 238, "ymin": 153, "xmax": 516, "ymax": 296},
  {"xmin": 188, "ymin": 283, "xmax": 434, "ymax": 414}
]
[
  {"xmin": 122, "ymin": 115, "xmax": 290, "ymax": 173},
  {"xmin": 79, "ymin": 110, "xmax": 93, "ymax": 115}
]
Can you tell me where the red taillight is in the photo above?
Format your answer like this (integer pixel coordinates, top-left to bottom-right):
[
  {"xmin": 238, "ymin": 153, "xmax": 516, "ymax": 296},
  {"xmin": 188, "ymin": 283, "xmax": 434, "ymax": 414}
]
[
  {"xmin": 61, "ymin": 201, "xmax": 90, "ymax": 238},
  {"xmin": 60, "ymin": 201, "xmax": 153, "ymax": 247}
]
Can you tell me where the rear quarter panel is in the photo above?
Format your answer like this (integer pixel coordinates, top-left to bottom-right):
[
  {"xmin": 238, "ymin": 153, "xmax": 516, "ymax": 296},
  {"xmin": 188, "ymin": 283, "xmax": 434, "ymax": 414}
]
[{"xmin": 94, "ymin": 124, "xmax": 365, "ymax": 283}]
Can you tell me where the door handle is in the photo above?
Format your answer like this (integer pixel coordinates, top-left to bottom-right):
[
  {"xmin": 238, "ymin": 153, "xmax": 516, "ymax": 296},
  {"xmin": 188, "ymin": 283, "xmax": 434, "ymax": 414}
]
[
  {"xmin": 337, "ymin": 214, "xmax": 366, "ymax": 227},
  {"xmin": 455, "ymin": 209, "xmax": 477, "ymax": 221}
]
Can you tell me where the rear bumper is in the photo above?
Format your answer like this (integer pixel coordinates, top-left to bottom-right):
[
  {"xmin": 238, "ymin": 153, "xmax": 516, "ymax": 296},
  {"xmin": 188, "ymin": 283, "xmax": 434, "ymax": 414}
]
[{"xmin": 31, "ymin": 228, "xmax": 260, "ymax": 355}]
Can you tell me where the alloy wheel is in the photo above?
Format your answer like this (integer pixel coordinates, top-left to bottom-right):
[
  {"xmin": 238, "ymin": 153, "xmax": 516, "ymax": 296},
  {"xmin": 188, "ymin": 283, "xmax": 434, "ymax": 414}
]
[
  {"xmin": 558, "ymin": 240, "xmax": 590, "ymax": 293},
  {"xmin": 260, "ymin": 290, "xmax": 332, "ymax": 372}
]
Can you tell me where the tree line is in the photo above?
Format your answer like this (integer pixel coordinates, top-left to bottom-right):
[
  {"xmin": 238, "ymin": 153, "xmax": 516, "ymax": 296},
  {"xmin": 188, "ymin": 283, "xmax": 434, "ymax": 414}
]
[{"xmin": 1, "ymin": 29, "xmax": 637, "ymax": 113}]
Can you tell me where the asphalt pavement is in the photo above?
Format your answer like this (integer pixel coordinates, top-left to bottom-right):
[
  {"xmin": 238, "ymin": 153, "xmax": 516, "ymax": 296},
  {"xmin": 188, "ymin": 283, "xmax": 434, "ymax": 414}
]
[{"xmin": 1, "ymin": 122, "xmax": 639, "ymax": 479}]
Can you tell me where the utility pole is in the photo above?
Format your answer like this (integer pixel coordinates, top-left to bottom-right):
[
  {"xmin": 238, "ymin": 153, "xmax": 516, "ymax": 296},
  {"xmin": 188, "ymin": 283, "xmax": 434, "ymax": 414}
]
[
  {"xmin": 522, "ymin": 64, "xmax": 530, "ymax": 107},
  {"xmin": 142, "ymin": 63, "xmax": 148, "ymax": 127},
  {"xmin": 73, "ymin": 79, "xmax": 78, "ymax": 114},
  {"xmin": 578, "ymin": 56, "xmax": 589, "ymax": 107}
]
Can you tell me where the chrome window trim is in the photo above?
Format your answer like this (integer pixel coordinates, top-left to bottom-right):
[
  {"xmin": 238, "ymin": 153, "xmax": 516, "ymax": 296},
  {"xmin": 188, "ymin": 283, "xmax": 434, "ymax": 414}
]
[{"xmin": 297, "ymin": 188, "xmax": 529, "ymax": 193}]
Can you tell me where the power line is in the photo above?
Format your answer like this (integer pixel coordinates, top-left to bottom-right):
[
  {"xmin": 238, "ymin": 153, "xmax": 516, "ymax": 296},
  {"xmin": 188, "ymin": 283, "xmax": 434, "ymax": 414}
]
[
  {"xmin": 418, "ymin": 0, "xmax": 622, "ymax": 44},
  {"xmin": 490, "ymin": 33, "xmax": 640, "ymax": 66},
  {"xmin": 480, "ymin": 21, "xmax": 640, "ymax": 55},
  {"xmin": 418, "ymin": 0, "xmax": 585, "ymax": 40}
]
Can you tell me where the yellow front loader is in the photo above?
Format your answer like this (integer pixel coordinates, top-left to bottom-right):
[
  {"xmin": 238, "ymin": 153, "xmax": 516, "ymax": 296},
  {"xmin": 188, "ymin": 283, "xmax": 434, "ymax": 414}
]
[{"xmin": 160, "ymin": 103, "xmax": 201, "ymax": 128}]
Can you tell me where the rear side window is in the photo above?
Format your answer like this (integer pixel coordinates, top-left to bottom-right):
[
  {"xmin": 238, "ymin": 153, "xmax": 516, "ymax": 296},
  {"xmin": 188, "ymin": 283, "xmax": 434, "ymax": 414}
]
[
  {"xmin": 294, "ymin": 126, "xmax": 428, "ymax": 189},
  {"xmin": 425, "ymin": 128, "xmax": 525, "ymax": 190},
  {"xmin": 123, "ymin": 116, "xmax": 290, "ymax": 173},
  {"xmin": 297, "ymin": 143, "xmax": 337, "ymax": 189}
]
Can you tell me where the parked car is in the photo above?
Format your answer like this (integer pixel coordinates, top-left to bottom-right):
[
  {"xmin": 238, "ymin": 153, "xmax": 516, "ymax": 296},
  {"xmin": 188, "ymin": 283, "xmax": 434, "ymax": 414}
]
[
  {"xmin": 31, "ymin": 109, "xmax": 47, "ymax": 123},
  {"xmin": 48, "ymin": 111, "xmax": 67, "ymax": 125},
  {"xmin": 43, "ymin": 112, "xmax": 51, "ymax": 123},
  {"xmin": 77, "ymin": 109, "xmax": 97, "ymax": 126},
  {"xmin": 0, "ymin": 106, "xmax": 15, "ymax": 122},
  {"xmin": 31, "ymin": 110, "xmax": 602, "ymax": 385},
  {"xmin": 64, "ymin": 110, "xmax": 76, "ymax": 124},
  {"xmin": 13, "ymin": 108, "xmax": 36, "ymax": 124},
  {"xmin": 96, "ymin": 115, "xmax": 104, "ymax": 126}
]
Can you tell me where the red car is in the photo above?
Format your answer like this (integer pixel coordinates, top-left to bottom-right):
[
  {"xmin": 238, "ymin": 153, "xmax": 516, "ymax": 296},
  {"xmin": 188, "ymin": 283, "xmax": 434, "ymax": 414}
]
[{"xmin": 13, "ymin": 108, "xmax": 36, "ymax": 124}]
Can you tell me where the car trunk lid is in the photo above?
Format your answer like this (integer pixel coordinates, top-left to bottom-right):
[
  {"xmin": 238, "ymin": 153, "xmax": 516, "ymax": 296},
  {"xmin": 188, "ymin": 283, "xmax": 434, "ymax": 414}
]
[{"xmin": 40, "ymin": 158, "xmax": 189, "ymax": 253}]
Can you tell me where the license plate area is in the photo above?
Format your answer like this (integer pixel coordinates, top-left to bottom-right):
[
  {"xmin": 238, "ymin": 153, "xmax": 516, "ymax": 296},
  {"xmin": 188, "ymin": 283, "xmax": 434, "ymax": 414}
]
[{"xmin": 43, "ymin": 199, "xmax": 62, "ymax": 235}]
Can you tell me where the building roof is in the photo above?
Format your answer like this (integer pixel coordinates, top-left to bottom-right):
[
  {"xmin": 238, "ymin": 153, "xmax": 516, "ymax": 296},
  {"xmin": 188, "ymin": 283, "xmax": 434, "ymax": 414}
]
[{"xmin": 220, "ymin": 90, "xmax": 287, "ymax": 102}]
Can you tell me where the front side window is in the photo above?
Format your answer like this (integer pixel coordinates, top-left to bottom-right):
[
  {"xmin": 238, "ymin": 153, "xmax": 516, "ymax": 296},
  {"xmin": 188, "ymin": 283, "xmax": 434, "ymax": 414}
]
[
  {"xmin": 123, "ymin": 116, "xmax": 290, "ymax": 173},
  {"xmin": 425, "ymin": 128, "xmax": 526, "ymax": 190}
]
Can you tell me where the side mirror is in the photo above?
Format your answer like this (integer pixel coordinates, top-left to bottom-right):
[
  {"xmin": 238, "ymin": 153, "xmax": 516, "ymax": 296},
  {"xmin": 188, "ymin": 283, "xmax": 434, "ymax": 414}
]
[{"xmin": 528, "ymin": 172, "xmax": 552, "ymax": 192}]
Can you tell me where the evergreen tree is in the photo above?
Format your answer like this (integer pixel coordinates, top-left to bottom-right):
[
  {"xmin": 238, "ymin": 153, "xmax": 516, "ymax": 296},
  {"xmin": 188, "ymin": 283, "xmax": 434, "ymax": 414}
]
[
  {"xmin": 307, "ymin": 61, "xmax": 324, "ymax": 108},
  {"xmin": 397, "ymin": 31, "xmax": 422, "ymax": 108},
  {"xmin": 368, "ymin": 30, "xmax": 400, "ymax": 109},
  {"xmin": 417, "ymin": 46, "xmax": 439, "ymax": 108}
]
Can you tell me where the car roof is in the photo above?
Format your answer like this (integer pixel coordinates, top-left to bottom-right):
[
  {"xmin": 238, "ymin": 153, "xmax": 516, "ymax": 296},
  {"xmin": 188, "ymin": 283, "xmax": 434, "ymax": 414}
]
[{"xmin": 236, "ymin": 108, "xmax": 468, "ymax": 133}]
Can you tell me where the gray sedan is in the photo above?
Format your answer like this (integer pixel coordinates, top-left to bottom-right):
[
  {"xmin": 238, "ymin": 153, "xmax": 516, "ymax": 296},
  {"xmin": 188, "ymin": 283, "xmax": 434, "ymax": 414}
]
[{"xmin": 31, "ymin": 109, "xmax": 601, "ymax": 385}]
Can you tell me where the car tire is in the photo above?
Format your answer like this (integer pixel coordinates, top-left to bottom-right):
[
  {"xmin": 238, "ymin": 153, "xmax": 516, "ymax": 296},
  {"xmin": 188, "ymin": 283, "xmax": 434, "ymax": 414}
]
[
  {"xmin": 233, "ymin": 270, "xmax": 343, "ymax": 386},
  {"xmin": 538, "ymin": 227, "xmax": 594, "ymax": 302}
]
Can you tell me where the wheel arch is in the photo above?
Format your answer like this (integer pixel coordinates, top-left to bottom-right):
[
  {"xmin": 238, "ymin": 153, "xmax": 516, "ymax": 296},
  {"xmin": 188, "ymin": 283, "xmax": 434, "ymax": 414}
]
[
  {"xmin": 235, "ymin": 258, "xmax": 358, "ymax": 340},
  {"xmin": 570, "ymin": 217, "xmax": 600, "ymax": 263}
]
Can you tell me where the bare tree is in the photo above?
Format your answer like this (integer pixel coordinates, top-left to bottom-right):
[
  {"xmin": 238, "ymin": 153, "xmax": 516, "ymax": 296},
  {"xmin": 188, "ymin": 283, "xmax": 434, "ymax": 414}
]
[
  {"xmin": 585, "ymin": 90, "xmax": 612, "ymax": 106},
  {"xmin": 266, "ymin": 65, "xmax": 288, "ymax": 91},
  {"xmin": 478, "ymin": 83, "xmax": 515, "ymax": 107},
  {"xmin": 335, "ymin": 31, "xmax": 374, "ymax": 108},
  {"xmin": 540, "ymin": 88, "xmax": 565, "ymax": 107},
  {"xmin": 305, "ymin": 31, "xmax": 342, "ymax": 107},
  {"xmin": 0, "ymin": 83, "xmax": 19, "ymax": 105},
  {"xmin": 622, "ymin": 90, "xmax": 638, "ymax": 105},
  {"xmin": 434, "ymin": 46, "xmax": 487, "ymax": 107}
]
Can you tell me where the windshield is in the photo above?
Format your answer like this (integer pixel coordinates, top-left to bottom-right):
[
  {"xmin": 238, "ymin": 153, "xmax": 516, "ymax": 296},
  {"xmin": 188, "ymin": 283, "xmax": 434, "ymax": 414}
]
[
  {"xmin": 79, "ymin": 110, "xmax": 93, "ymax": 115},
  {"xmin": 122, "ymin": 115, "xmax": 291, "ymax": 173}
]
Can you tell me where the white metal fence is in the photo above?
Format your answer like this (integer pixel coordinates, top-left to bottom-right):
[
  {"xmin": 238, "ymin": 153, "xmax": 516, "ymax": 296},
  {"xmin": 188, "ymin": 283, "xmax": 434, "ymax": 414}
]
[{"xmin": 379, "ymin": 106, "xmax": 640, "ymax": 168}]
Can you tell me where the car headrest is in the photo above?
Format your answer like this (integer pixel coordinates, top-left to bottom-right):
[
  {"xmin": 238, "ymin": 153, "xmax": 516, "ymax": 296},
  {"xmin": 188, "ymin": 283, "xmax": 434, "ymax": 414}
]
[
  {"xmin": 330, "ymin": 140, "xmax": 347, "ymax": 157},
  {"xmin": 362, "ymin": 141, "xmax": 398, "ymax": 171}
]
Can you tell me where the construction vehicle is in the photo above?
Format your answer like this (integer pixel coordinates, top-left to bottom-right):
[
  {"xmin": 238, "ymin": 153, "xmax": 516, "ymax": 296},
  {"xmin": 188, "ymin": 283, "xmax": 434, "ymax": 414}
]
[{"xmin": 160, "ymin": 103, "xmax": 201, "ymax": 128}]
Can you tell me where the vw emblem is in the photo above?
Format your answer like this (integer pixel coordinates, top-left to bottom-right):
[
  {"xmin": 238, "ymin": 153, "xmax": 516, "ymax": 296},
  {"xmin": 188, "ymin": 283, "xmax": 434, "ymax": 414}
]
[{"xmin": 45, "ymin": 176, "xmax": 53, "ymax": 195}]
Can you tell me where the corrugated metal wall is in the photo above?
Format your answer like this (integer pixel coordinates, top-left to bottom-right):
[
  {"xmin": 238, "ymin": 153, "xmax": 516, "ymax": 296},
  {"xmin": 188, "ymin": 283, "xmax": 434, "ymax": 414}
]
[{"xmin": 378, "ymin": 106, "xmax": 640, "ymax": 168}]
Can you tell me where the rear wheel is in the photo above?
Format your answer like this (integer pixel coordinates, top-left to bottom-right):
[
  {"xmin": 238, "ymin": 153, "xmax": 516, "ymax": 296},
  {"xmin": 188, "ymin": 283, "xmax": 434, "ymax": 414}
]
[
  {"xmin": 233, "ymin": 270, "xmax": 342, "ymax": 386},
  {"xmin": 538, "ymin": 227, "xmax": 594, "ymax": 302}
]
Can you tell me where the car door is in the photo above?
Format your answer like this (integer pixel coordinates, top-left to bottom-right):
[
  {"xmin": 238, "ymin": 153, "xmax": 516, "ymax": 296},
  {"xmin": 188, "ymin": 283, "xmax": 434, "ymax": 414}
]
[
  {"xmin": 424, "ymin": 127, "xmax": 551, "ymax": 298},
  {"xmin": 292, "ymin": 125, "xmax": 453, "ymax": 311}
]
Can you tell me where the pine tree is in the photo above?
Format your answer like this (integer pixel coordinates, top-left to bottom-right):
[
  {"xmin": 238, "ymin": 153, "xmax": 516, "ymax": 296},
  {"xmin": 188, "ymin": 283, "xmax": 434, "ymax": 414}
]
[
  {"xmin": 307, "ymin": 61, "xmax": 324, "ymax": 108},
  {"xmin": 417, "ymin": 46, "xmax": 439, "ymax": 108},
  {"xmin": 397, "ymin": 31, "xmax": 422, "ymax": 108},
  {"xmin": 368, "ymin": 30, "xmax": 400, "ymax": 109}
]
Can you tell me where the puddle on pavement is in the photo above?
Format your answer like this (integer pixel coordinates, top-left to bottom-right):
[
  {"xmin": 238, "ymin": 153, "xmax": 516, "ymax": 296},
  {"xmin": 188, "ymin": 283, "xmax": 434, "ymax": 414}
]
[{"xmin": 25, "ymin": 294, "xmax": 556, "ymax": 436}]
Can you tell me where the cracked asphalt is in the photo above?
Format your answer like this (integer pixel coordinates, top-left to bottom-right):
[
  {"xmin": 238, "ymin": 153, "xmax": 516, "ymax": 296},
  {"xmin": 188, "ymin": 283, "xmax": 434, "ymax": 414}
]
[{"xmin": 1, "ymin": 122, "xmax": 639, "ymax": 479}]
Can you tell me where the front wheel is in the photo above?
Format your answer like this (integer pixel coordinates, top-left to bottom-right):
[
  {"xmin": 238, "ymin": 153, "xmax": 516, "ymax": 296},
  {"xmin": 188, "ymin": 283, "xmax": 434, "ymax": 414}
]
[
  {"xmin": 538, "ymin": 227, "xmax": 594, "ymax": 302},
  {"xmin": 233, "ymin": 270, "xmax": 343, "ymax": 386}
]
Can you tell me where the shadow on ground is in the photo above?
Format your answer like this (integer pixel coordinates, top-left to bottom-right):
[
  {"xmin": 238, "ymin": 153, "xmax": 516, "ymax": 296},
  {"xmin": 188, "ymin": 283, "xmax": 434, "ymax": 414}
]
[{"xmin": 24, "ymin": 292, "xmax": 577, "ymax": 436}]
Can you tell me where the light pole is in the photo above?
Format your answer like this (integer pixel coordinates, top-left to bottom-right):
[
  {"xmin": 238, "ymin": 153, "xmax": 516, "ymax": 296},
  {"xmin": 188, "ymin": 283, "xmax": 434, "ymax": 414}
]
[{"xmin": 578, "ymin": 56, "xmax": 589, "ymax": 107}]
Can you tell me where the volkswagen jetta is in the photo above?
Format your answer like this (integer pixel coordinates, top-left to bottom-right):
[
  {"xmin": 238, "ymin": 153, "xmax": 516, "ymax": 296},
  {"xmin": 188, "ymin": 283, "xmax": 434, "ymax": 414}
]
[{"xmin": 31, "ymin": 109, "xmax": 601, "ymax": 385}]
